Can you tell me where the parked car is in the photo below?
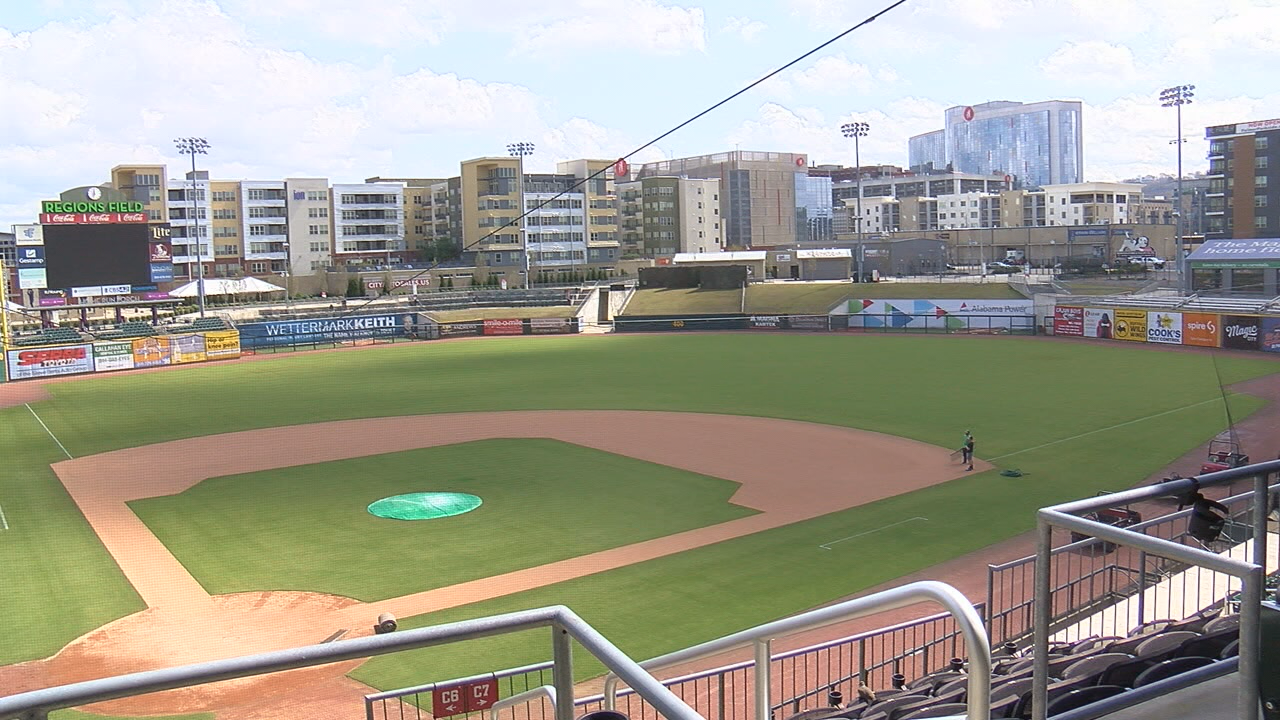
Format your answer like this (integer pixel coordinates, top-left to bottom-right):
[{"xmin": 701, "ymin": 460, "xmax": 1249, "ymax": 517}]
[{"xmin": 985, "ymin": 261, "xmax": 1020, "ymax": 273}]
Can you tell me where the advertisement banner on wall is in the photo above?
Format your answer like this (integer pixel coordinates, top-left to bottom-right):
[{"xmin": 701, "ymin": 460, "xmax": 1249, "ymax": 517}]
[
  {"xmin": 1053, "ymin": 306, "xmax": 1084, "ymax": 337},
  {"xmin": 1261, "ymin": 317, "xmax": 1280, "ymax": 353},
  {"xmin": 14, "ymin": 224, "xmax": 43, "ymax": 245},
  {"xmin": 1085, "ymin": 310, "xmax": 1110, "ymax": 339},
  {"xmin": 1113, "ymin": 309, "xmax": 1148, "ymax": 342},
  {"xmin": 93, "ymin": 342, "xmax": 135, "ymax": 372},
  {"xmin": 529, "ymin": 317, "xmax": 575, "ymax": 334},
  {"xmin": 203, "ymin": 331, "xmax": 241, "ymax": 358},
  {"xmin": 785, "ymin": 315, "xmax": 830, "ymax": 331},
  {"xmin": 482, "ymin": 318, "xmax": 525, "ymax": 336},
  {"xmin": 749, "ymin": 315, "xmax": 784, "ymax": 330},
  {"xmin": 1146, "ymin": 311, "xmax": 1183, "ymax": 345},
  {"xmin": 6, "ymin": 344, "xmax": 94, "ymax": 380},
  {"xmin": 132, "ymin": 336, "xmax": 173, "ymax": 368},
  {"xmin": 237, "ymin": 313, "xmax": 416, "ymax": 348},
  {"xmin": 1221, "ymin": 315, "xmax": 1261, "ymax": 351},
  {"xmin": 1182, "ymin": 313, "xmax": 1221, "ymax": 348},
  {"xmin": 18, "ymin": 268, "xmax": 48, "ymax": 290},
  {"xmin": 439, "ymin": 322, "xmax": 482, "ymax": 337},
  {"xmin": 171, "ymin": 334, "xmax": 208, "ymax": 364},
  {"xmin": 843, "ymin": 299, "xmax": 1034, "ymax": 330}
]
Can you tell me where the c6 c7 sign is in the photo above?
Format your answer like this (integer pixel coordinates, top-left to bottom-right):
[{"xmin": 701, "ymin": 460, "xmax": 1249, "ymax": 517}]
[{"xmin": 6, "ymin": 344, "xmax": 94, "ymax": 380}]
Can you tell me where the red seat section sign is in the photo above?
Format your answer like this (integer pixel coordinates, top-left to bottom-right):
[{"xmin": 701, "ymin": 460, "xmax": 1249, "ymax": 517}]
[{"xmin": 432, "ymin": 678, "xmax": 499, "ymax": 718}]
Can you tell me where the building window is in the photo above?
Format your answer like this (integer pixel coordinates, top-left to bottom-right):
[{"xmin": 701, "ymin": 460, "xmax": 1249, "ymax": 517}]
[
  {"xmin": 247, "ymin": 189, "xmax": 268, "ymax": 201},
  {"xmin": 249, "ymin": 225, "xmax": 269, "ymax": 236},
  {"xmin": 212, "ymin": 208, "xmax": 236, "ymax": 220},
  {"xmin": 250, "ymin": 262, "xmax": 267, "ymax": 273},
  {"xmin": 1257, "ymin": 137, "xmax": 1270, "ymax": 151},
  {"xmin": 1257, "ymin": 176, "xmax": 1269, "ymax": 187},
  {"xmin": 1257, "ymin": 156, "xmax": 1270, "ymax": 170},
  {"xmin": 1257, "ymin": 196, "xmax": 1269, "ymax": 208},
  {"xmin": 1257, "ymin": 216, "xmax": 1269, "ymax": 229},
  {"xmin": 306, "ymin": 190, "xmax": 329, "ymax": 202},
  {"xmin": 308, "ymin": 207, "xmax": 328, "ymax": 218},
  {"xmin": 309, "ymin": 242, "xmax": 325, "ymax": 252},
  {"xmin": 309, "ymin": 225, "xmax": 329, "ymax": 235},
  {"xmin": 211, "ymin": 190, "xmax": 237, "ymax": 202}
]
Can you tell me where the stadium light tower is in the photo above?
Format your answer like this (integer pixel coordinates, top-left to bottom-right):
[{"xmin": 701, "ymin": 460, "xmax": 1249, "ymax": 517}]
[
  {"xmin": 507, "ymin": 141, "xmax": 535, "ymax": 287},
  {"xmin": 175, "ymin": 137, "xmax": 210, "ymax": 317},
  {"xmin": 1160, "ymin": 85, "xmax": 1194, "ymax": 292},
  {"xmin": 840, "ymin": 121, "xmax": 870, "ymax": 281}
]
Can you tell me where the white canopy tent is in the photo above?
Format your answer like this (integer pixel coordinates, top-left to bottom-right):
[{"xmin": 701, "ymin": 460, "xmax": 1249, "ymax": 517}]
[{"xmin": 169, "ymin": 277, "xmax": 286, "ymax": 297}]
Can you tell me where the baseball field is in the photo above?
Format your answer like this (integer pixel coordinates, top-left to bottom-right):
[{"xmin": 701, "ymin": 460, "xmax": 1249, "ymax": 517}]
[{"xmin": 0, "ymin": 332, "xmax": 1276, "ymax": 719}]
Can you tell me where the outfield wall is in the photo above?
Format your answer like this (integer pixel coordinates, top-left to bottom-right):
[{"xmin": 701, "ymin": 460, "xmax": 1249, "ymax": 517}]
[
  {"xmin": 1049, "ymin": 305, "xmax": 1280, "ymax": 353},
  {"xmin": 4, "ymin": 330, "xmax": 242, "ymax": 381}
]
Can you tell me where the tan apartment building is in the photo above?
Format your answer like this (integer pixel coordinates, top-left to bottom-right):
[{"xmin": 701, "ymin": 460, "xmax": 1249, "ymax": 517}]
[
  {"xmin": 636, "ymin": 150, "xmax": 807, "ymax": 249},
  {"xmin": 615, "ymin": 176, "xmax": 724, "ymax": 256}
]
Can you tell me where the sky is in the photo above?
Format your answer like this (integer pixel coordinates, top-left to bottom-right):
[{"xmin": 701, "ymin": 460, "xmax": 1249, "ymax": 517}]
[{"xmin": 3, "ymin": 0, "xmax": 1280, "ymax": 229}]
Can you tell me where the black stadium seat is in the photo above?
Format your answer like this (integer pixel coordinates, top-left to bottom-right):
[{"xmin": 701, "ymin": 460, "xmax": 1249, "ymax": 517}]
[
  {"xmin": 1132, "ymin": 630, "xmax": 1200, "ymax": 661},
  {"xmin": 1044, "ymin": 685, "xmax": 1127, "ymax": 715},
  {"xmin": 1059, "ymin": 652, "xmax": 1133, "ymax": 680},
  {"xmin": 1131, "ymin": 656, "xmax": 1216, "ymax": 688},
  {"xmin": 1175, "ymin": 628, "xmax": 1239, "ymax": 659},
  {"xmin": 1097, "ymin": 656, "xmax": 1157, "ymax": 688},
  {"xmin": 896, "ymin": 703, "xmax": 967, "ymax": 719}
]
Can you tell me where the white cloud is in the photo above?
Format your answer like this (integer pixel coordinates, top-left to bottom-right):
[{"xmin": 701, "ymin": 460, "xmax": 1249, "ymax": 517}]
[
  {"xmin": 792, "ymin": 55, "xmax": 876, "ymax": 94},
  {"xmin": 725, "ymin": 99, "xmax": 948, "ymax": 168},
  {"xmin": 0, "ymin": 0, "xmax": 664, "ymax": 227},
  {"xmin": 721, "ymin": 16, "xmax": 766, "ymax": 42},
  {"xmin": 1040, "ymin": 41, "xmax": 1140, "ymax": 86},
  {"xmin": 513, "ymin": 0, "xmax": 706, "ymax": 58},
  {"xmin": 221, "ymin": 0, "xmax": 450, "ymax": 47}
]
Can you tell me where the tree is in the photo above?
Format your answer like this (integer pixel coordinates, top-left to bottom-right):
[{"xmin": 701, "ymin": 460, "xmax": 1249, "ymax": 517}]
[
  {"xmin": 433, "ymin": 238, "xmax": 461, "ymax": 262},
  {"xmin": 345, "ymin": 277, "xmax": 362, "ymax": 297}
]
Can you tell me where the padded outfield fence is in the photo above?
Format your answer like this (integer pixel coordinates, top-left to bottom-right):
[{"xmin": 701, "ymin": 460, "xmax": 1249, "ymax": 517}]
[{"xmin": 613, "ymin": 313, "xmax": 1035, "ymax": 334}]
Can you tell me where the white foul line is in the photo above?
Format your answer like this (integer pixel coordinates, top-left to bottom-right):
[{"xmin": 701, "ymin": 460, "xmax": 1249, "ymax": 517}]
[
  {"xmin": 989, "ymin": 396, "xmax": 1224, "ymax": 462},
  {"xmin": 26, "ymin": 403, "xmax": 73, "ymax": 460},
  {"xmin": 819, "ymin": 517, "xmax": 929, "ymax": 550},
  {"xmin": 0, "ymin": 504, "xmax": 8, "ymax": 531}
]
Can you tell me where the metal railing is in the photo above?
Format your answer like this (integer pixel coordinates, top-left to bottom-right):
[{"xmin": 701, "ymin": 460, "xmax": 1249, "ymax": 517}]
[
  {"xmin": 0, "ymin": 606, "xmax": 700, "ymax": 720},
  {"xmin": 602, "ymin": 581, "xmax": 990, "ymax": 720},
  {"xmin": 986, "ymin": 486, "xmax": 1265, "ymax": 646},
  {"xmin": 365, "ymin": 662, "xmax": 557, "ymax": 720},
  {"xmin": 1030, "ymin": 461, "xmax": 1280, "ymax": 720}
]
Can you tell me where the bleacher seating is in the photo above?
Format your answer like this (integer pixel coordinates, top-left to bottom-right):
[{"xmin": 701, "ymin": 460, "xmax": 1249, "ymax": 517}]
[
  {"xmin": 94, "ymin": 321, "xmax": 158, "ymax": 340},
  {"xmin": 12, "ymin": 326, "xmax": 84, "ymax": 346},
  {"xmin": 780, "ymin": 612, "xmax": 1242, "ymax": 720},
  {"xmin": 191, "ymin": 317, "xmax": 229, "ymax": 331}
]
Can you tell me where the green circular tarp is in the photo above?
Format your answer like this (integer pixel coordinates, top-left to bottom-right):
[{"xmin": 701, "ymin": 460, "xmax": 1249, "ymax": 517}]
[{"xmin": 367, "ymin": 492, "xmax": 483, "ymax": 521}]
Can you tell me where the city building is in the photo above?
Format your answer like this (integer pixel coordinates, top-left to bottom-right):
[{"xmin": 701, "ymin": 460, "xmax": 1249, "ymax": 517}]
[
  {"xmin": 832, "ymin": 170, "xmax": 1012, "ymax": 204},
  {"xmin": 795, "ymin": 175, "xmax": 833, "ymax": 244},
  {"xmin": 838, "ymin": 182, "xmax": 1172, "ymax": 235},
  {"xmin": 284, "ymin": 179, "xmax": 335, "ymax": 278},
  {"xmin": 165, "ymin": 171, "xmax": 213, "ymax": 281},
  {"xmin": 635, "ymin": 150, "xmax": 807, "ymax": 248},
  {"xmin": 616, "ymin": 176, "xmax": 724, "ymax": 257},
  {"xmin": 331, "ymin": 181, "xmax": 407, "ymax": 267},
  {"xmin": 109, "ymin": 164, "xmax": 168, "ymax": 222},
  {"xmin": 366, "ymin": 177, "xmax": 451, "ymax": 262},
  {"xmin": 908, "ymin": 100, "xmax": 1084, "ymax": 188},
  {"xmin": 1205, "ymin": 117, "xmax": 1280, "ymax": 240}
]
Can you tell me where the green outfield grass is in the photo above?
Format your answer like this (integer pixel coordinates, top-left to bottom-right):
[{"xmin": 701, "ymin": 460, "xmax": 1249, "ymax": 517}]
[
  {"xmin": 2, "ymin": 333, "xmax": 1276, "ymax": 683},
  {"xmin": 623, "ymin": 288, "xmax": 742, "ymax": 314},
  {"xmin": 129, "ymin": 439, "xmax": 755, "ymax": 600}
]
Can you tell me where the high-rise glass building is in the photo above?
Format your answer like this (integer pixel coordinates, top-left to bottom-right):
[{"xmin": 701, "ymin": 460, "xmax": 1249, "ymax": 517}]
[
  {"xmin": 794, "ymin": 175, "xmax": 833, "ymax": 244},
  {"xmin": 908, "ymin": 100, "xmax": 1083, "ymax": 189}
]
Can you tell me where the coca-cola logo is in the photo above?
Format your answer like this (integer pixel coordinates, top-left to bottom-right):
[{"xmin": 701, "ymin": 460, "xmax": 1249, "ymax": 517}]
[
  {"xmin": 1225, "ymin": 324, "xmax": 1257, "ymax": 340},
  {"xmin": 87, "ymin": 213, "xmax": 110, "ymax": 222},
  {"xmin": 52, "ymin": 213, "xmax": 75, "ymax": 222},
  {"xmin": 121, "ymin": 213, "xmax": 146, "ymax": 222}
]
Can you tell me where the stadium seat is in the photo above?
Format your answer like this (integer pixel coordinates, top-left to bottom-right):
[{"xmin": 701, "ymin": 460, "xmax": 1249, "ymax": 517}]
[
  {"xmin": 1175, "ymin": 627, "xmax": 1238, "ymax": 659},
  {"xmin": 1043, "ymin": 685, "xmax": 1127, "ymax": 715},
  {"xmin": 896, "ymin": 703, "xmax": 967, "ymax": 719},
  {"xmin": 1059, "ymin": 652, "xmax": 1133, "ymax": 680},
  {"xmin": 989, "ymin": 676, "xmax": 1032, "ymax": 704},
  {"xmin": 1068, "ymin": 636, "xmax": 1121, "ymax": 654},
  {"xmin": 905, "ymin": 671, "xmax": 963, "ymax": 693},
  {"xmin": 1131, "ymin": 656, "xmax": 1216, "ymax": 688},
  {"xmin": 1128, "ymin": 620, "xmax": 1174, "ymax": 637},
  {"xmin": 1132, "ymin": 630, "xmax": 1200, "ymax": 661},
  {"xmin": 1202, "ymin": 614, "xmax": 1240, "ymax": 633},
  {"xmin": 1220, "ymin": 639, "xmax": 1239, "ymax": 659},
  {"xmin": 1097, "ymin": 657, "xmax": 1157, "ymax": 688},
  {"xmin": 857, "ymin": 694, "xmax": 932, "ymax": 720}
]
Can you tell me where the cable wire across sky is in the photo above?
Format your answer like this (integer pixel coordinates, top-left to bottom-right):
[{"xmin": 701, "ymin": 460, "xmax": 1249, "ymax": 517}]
[{"xmin": 331, "ymin": 0, "xmax": 912, "ymax": 318}]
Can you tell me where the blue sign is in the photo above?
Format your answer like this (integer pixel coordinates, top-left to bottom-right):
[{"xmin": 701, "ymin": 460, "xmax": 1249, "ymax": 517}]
[
  {"xmin": 150, "ymin": 263, "xmax": 174, "ymax": 282},
  {"xmin": 237, "ymin": 313, "xmax": 420, "ymax": 348},
  {"xmin": 16, "ymin": 246, "xmax": 45, "ymax": 267},
  {"xmin": 131, "ymin": 284, "xmax": 158, "ymax": 292}
]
